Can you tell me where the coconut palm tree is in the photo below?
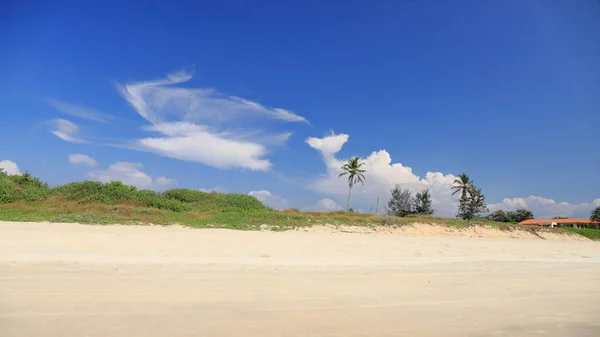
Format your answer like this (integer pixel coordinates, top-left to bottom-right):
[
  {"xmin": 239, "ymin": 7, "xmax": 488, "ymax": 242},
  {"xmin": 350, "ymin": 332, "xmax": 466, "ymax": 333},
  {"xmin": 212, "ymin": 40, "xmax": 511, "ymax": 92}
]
[
  {"xmin": 338, "ymin": 157, "xmax": 366, "ymax": 211},
  {"xmin": 451, "ymin": 173, "xmax": 474, "ymax": 201},
  {"xmin": 591, "ymin": 206, "xmax": 600, "ymax": 223}
]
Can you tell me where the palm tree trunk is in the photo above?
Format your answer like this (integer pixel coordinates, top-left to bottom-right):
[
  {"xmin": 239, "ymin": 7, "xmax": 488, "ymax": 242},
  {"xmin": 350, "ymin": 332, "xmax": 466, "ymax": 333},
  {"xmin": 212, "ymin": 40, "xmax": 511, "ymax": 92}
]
[{"xmin": 346, "ymin": 183, "xmax": 353, "ymax": 211}]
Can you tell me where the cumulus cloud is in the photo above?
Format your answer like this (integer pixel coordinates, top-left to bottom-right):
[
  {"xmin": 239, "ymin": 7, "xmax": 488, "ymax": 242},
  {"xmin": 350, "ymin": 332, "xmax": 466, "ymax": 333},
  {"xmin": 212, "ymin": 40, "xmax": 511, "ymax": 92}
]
[
  {"xmin": 87, "ymin": 162, "xmax": 176, "ymax": 191},
  {"xmin": 46, "ymin": 99, "xmax": 113, "ymax": 123},
  {"xmin": 315, "ymin": 198, "xmax": 343, "ymax": 211},
  {"xmin": 0, "ymin": 160, "xmax": 21, "ymax": 175},
  {"xmin": 68, "ymin": 154, "xmax": 97, "ymax": 166},
  {"xmin": 114, "ymin": 70, "xmax": 306, "ymax": 171},
  {"xmin": 488, "ymin": 196, "xmax": 600, "ymax": 219},
  {"xmin": 248, "ymin": 190, "xmax": 288, "ymax": 210},
  {"xmin": 305, "ymin": 132, "xmax": 599, "ymax": 218},
  {"xmin": 306, "ymin": 132, "xmax": 459, "ymax": 216},
  {"xmin": 48, "ymin": 118, "xmax": 85, "ymax": 143}
]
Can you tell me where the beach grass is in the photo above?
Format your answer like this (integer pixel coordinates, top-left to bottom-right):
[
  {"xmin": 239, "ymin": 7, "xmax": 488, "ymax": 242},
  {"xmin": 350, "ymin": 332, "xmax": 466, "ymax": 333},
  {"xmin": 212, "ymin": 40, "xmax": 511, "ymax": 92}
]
[{"xmin": 559, "ymin": 227, "xmax": 600, "ymax": 241}]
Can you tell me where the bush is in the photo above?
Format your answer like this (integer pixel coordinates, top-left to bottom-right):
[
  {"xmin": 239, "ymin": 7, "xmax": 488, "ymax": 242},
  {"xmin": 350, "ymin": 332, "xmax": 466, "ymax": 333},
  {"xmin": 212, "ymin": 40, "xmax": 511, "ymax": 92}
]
[
  {"xmin": 164, "ymin": 188, "xmax": 269, "ymax": 212},
  {"xmin": 163, "ymin": 189, "xmax": 212, "ymax": 203},
  {"xmin": 53, "ymin": 181, "xmax": 189, "ymax": 212},
  {"xmin": 0, "ymin": 178, "xmax": 18, "ymax": 204},
  {"xmin": 0, "ymin": 171, "xmax": 266, "ymax": 214},
  {"xmin": 133, "ymin": 189, "xmax": 189, "ymax": 212},
  {"xmin": 0, "ymin": 171, "xmax": 51, "ymax": 204}
]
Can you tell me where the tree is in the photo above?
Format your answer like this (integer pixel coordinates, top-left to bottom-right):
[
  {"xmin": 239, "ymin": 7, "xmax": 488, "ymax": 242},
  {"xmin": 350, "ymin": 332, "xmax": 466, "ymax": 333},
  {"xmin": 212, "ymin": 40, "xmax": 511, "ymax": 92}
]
[
  {"xmin": 413, "ymin": 189, "xmax": 434, "ymax": 215},
  {"xmin": 591, "ymin": 206, "xmax": 600, "ymax": 223},
  {"xmin": 338, "ymin": 157, "xmax": 366, "ymax": 211},
  {"xmin": 487, "ymin": 210, "xmax": 508, "ymax": 222},
  {"xmin": 511, "ymin": 208, "xmax": 534, "ymax": 223},
  {"xmin": 457, "ymin": 187, "xmax": 488, "ymax": 221},
  {"xmin": 451, "ymin": 173, "xmax": 474, "ymax": 201},
  {"xmin": 487, "ymin": 208, "xmax": 534, "ymax": 223},
  {"xmin": 387, "ymin": 185, "xmax": 413, "ymax": 217}
]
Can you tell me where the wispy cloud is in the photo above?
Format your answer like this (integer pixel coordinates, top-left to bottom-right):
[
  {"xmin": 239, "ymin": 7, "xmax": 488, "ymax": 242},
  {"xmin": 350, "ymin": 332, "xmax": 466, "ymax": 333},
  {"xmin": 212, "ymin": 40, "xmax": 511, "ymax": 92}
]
[
  {"xmin": 116, "ymin": 70, "xmax": 308, "ymax": 124},
  {"xmin": 46, "ymin": 99, "xmax": 113, "ymax": 123},
  {"xmin": 112, "ymin": 70, "xmax": 307, "ymax": 171},
  {"xmin": 48, "ymin": 118, "xmax": 86, "ymax": 143},
  {"xmin": 68, "ymin": 154, "xmax": 97, "ymax": 166},
  {"xmin": 87, "ymin": 162, "xmax": 175, "ymax": 191}
]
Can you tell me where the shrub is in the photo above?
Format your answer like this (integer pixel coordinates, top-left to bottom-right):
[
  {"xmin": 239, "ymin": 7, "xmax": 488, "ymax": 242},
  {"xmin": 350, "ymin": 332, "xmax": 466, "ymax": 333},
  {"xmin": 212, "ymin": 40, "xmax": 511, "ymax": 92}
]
[
  {"xmin": 0, "ymin": 182, "xmax": 17, "ymax": 204},
  {"xmin": 133, "ymin": 189, "xmax": 189, "ymax": 212},
  {"xmin": 164, "ymin": 188, "xmax": 269, "ymax": 212},
  {"xmin": 163, "ymin": 189, "xmax": 211, "ymax": 203},
  {"xmin": 0, "ymin": 171, "xmax": 51, "ymax": 204},
  {"xmin": 53, "ymin": 181, "xmax": 189, "ymax": 212}
]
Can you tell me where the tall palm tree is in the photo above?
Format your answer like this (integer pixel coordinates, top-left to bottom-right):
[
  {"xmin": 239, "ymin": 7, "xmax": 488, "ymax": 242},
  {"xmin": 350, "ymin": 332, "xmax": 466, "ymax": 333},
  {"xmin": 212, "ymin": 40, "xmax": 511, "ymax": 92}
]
[
  {"xmin": 338, "ymin": 157, "xmax": 366, "ymax": 211},
  {"xmin": 451, "ymin": 173, "xmax": 473, "ymax": 201}
]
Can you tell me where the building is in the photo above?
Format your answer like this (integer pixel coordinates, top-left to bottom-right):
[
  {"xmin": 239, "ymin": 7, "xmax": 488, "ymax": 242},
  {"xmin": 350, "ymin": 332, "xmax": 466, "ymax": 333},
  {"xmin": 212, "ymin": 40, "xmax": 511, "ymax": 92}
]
[{"xmin": 519, "ymin": 218, "xmax": 600, "ymax": 229}]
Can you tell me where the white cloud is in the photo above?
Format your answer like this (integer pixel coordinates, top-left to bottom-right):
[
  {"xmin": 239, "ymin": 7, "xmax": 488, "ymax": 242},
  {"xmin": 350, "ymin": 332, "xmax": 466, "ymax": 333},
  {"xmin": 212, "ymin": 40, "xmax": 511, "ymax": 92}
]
[
  {"xmin": 155, "ymin": 176, "xmax": 176, "ymax": 187},
  {"xmin": 48, "ymin": 118, "xmax": 85, "ymax": 143},
  {"xmin": 315, "ymin": 198, "xmax": 343, "ymax": 211},
  {"xmin": 116, "ymin": 70, "xmax": 307, "ymax": 124},
  {"xmin": 248, "ymin": 190, "xmax": 288, "ymax": 210},
  {"xmin": 0, "ymin": 160, "xmax": 21, "ymax": 175},
  {"xmin": 139, "ymin": 122, "xmax": 271, "ymax": 171},
  {"xmin": 87, "ymin": 162, "xmax": 176, "ymax": 191},
  {"xmin": 305, "ymin": 132, "xmax": 460, "ymax": 216},
  {"xmin": 114, "ymin": 71, "xmax": 306, "ymax": 171},
  {"xmin": 488, "ymin": 196, "xmax": 600, "ymax": 219},
  {"xmin": 199, "ymin": 187, "xmax": 225, "ymax": 193},
  {"xmin": 46, "ymin": 99, "xmax": 112, "ymax": 123},
  {"xmin": 68, "ymin": 154, "xmax": 97, "ymax": 166}
]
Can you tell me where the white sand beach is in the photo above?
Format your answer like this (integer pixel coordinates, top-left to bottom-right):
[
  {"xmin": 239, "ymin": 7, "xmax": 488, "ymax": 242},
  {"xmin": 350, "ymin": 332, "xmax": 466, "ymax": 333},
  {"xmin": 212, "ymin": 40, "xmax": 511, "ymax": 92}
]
[{"xmin": 1, "ymin": 221, "xmax": 599, "ymax": 337}]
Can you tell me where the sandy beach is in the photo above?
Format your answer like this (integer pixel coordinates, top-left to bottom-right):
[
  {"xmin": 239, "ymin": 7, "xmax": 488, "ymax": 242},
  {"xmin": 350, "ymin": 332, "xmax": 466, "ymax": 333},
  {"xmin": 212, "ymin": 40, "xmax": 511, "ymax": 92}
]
[{"xmin": 1, "ymin": 221, "xmax": 599, "ymax": 337}]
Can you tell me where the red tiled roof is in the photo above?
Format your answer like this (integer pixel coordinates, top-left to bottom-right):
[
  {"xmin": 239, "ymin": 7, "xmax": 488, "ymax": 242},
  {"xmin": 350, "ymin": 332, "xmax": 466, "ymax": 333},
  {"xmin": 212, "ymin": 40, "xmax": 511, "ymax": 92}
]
[{"xmin": 520, "ymin": 218, "xmax": 600, "ymax": 225}]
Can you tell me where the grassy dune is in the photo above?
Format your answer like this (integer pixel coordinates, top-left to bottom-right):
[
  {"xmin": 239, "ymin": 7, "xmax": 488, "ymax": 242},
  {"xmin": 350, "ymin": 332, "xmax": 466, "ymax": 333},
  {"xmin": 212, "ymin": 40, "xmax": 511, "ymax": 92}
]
[{"xmin": 0, "ymin": 171, "xmax": 596, "ymax": 240}]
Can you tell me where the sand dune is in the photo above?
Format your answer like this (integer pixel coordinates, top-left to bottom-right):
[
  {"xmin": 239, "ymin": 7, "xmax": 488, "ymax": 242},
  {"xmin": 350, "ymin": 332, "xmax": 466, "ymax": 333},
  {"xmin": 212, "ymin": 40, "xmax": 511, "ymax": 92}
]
[{"xmin": 1, "ymin": 221, "xmax": 599, "ymax": 337}]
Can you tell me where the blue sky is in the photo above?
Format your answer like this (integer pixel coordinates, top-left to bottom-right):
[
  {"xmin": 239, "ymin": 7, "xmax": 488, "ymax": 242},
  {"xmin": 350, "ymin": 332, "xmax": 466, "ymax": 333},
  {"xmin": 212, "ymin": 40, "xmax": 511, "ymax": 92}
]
[{"xmin": 1, "ymin": 0, "xmax": 599, "ymax": 218}]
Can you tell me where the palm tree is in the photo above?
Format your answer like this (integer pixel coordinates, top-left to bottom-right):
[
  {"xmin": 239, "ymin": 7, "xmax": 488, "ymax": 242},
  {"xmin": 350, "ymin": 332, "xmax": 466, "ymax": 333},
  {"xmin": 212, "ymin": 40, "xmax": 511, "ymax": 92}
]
[
  {"xmin": 338, "ymin": 157, "xmax": 366, "ymax": 211},
  {"xmin": 451, "ymin": 173, "xmax": 474, "ymax": 201},
  {"xmin": 591, "ymin": 206, "xmax": 600, "ymax": 223}
]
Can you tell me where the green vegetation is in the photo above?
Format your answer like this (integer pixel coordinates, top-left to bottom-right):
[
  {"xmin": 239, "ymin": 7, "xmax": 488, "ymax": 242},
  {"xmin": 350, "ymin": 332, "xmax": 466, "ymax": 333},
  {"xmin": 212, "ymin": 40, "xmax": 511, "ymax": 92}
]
[
  {"xmin": 0, "ymin": 169, "xmax": 597, "ymax": 241},
  {"xmin": 560, "ymin": 227, "xmax": 600, "ymax": 241},
  {"xmin": 0, "ymin": 169, "xmax": 506, "ymax": 229},
  {"xmin": 338, "ymin": 157, "xmax": 366, "ymax": 211},
  {"xmin": 449, "ymin": 173, "xmax": 488, "ymax": 221},
  {"xmin": 486, "ymin": 208, "xmax": 534, "ymax": 224},
  {"xmin": 54, "ymin": 181, "xmax": 189, "ymax": 212},
  {"xmin": 591, "ymin": 206, "xmax": 600, "ymax": 223},
  {"xmin": 386, "ymin": 185, "xmax": 434, "ymax": 217},
  {"xmin": 450, "ymin": 173, "xmax": 473, "ymax": 201},
  {"xmin": 0, "ymin": 172, "xmax": 51, "ymax": 203}
]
